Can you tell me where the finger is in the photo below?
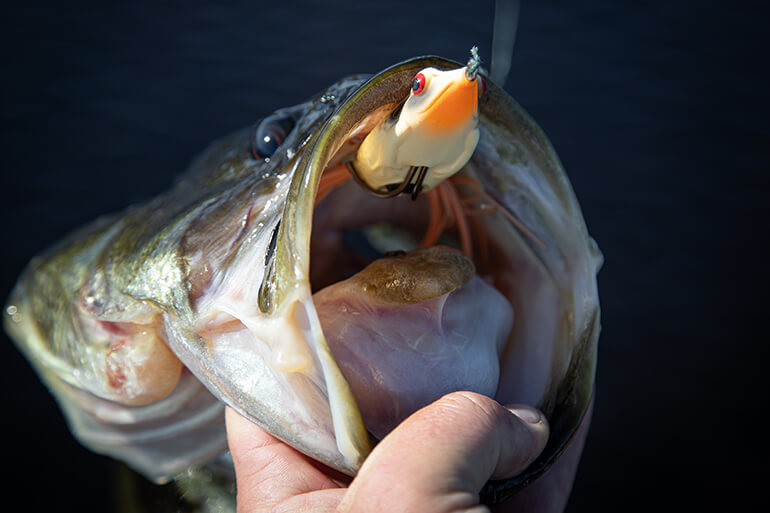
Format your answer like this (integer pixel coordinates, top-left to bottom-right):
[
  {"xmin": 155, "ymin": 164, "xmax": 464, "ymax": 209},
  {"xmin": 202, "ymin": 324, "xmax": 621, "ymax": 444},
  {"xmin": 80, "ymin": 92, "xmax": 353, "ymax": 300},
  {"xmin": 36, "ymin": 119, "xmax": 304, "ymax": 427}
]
[
  {"xmin": 493, "ymin": 398, "xmax": 594, "ymax": 513},
  {"xmin": 225, "ymin": 407, "xmax": 342, "ymax": 512},
  {"xmin": 338, "ymin": 391, "xmax": 549, "ymax": 513},
  {"xmin": 269, "ymin": 488, "xmax": 347, "ymax": 513}
]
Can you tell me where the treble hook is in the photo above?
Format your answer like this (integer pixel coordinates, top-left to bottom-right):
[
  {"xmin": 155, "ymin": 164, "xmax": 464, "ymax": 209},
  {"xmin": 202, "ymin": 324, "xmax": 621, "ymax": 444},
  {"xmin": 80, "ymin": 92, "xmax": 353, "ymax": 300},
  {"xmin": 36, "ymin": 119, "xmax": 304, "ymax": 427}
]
[
  {"xmin": 345, "ymin": 160, "xmax": 429, "ymax": 201},
  {"xmin": 344, "ymin": 46, "xmax": 482, "ymax": 202}
]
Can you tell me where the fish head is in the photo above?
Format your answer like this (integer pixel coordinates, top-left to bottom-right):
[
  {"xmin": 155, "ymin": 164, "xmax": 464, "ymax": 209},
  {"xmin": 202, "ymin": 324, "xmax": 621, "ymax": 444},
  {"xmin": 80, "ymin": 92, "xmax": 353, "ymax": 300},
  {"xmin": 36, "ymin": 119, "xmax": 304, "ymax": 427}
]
[{"xmin": 4, "ymin": 55, "xmax": 601, "ymax": 503}]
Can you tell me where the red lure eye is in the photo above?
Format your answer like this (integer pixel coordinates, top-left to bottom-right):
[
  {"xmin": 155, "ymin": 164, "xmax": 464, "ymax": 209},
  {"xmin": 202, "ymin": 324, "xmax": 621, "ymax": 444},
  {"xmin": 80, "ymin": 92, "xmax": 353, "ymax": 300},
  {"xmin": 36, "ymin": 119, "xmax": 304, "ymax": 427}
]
[{"xmin": 411, "ymin": 73, "xmax": 426, "ymax": 95}]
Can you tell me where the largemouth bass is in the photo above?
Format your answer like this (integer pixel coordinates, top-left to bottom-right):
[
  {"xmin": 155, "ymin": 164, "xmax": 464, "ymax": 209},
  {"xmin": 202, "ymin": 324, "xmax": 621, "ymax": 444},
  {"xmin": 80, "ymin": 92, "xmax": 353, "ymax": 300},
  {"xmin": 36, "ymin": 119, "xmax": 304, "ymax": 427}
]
[{"xmin": 4, "ymin": 54, "xmax": 601, "ymax": 506}]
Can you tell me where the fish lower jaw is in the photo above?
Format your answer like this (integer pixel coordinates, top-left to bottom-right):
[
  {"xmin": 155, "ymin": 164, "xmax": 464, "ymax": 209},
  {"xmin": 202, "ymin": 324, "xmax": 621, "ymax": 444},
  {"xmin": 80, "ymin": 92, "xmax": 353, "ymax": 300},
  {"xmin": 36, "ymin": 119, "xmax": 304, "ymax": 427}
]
[{"xmin": 195, "ymin": 286, "xmax": 371, "ymax": 471}]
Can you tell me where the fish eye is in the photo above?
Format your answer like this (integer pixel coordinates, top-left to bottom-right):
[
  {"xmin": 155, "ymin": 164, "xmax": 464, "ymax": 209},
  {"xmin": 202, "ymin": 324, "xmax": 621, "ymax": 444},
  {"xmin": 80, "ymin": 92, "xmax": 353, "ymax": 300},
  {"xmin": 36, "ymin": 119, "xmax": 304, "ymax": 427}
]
[
  {"xmin": 411, "ymin": 73, "xmax": 427, "ymax": 95},
  {"xmin": 252, "ymin": 114, "xmax": 295, "ymax": 160}
]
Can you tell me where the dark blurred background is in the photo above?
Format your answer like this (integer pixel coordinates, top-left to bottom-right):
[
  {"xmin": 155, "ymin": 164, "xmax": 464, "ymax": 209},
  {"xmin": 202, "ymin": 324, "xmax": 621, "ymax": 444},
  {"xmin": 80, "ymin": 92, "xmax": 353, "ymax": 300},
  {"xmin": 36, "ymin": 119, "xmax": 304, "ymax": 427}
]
[{"xmin": 1, "ymin": 1, "xmax": 767, "ymax": 511}]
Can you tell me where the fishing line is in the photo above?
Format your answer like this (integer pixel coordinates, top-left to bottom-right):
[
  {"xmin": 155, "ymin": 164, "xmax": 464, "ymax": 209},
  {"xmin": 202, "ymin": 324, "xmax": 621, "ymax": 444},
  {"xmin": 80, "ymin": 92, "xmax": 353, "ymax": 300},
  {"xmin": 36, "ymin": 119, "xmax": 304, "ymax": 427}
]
[{"xmin": 490, "ymin": 0, "xmax": 520, "ymax": 87}]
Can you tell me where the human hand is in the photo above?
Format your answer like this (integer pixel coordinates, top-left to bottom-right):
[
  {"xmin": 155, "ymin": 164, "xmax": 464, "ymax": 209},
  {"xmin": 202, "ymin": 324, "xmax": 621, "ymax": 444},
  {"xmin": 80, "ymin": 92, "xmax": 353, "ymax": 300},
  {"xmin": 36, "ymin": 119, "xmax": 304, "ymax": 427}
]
[{"xmin": 226, "ymin": 391, "xmax": 591, "ymax": 512}]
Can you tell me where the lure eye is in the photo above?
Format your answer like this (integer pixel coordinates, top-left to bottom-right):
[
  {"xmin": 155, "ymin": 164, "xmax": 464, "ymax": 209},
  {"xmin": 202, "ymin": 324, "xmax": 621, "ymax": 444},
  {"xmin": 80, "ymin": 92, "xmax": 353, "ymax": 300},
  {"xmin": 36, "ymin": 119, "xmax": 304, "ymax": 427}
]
[
  {"xmin": 411, "ymin": 73, "xmax": 427, "ymax": 95},
  {"xmin": 252, "ymin": 114, "xmax": 295, "ymax": 160}
]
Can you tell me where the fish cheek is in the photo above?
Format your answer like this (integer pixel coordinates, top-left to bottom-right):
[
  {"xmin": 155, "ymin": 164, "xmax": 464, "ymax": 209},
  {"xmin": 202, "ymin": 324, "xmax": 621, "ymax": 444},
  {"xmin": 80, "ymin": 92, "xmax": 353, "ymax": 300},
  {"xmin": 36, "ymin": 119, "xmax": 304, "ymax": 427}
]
[{"xmin": 103, "ymin": 327, "xmax": 183, "ymax": 406}]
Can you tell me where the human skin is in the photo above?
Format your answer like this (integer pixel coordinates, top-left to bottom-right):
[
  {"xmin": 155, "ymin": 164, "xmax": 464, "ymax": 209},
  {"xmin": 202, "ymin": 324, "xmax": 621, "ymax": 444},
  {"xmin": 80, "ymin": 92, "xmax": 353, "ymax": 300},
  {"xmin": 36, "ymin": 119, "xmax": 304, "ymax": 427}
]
[{"xmin": 226, "ymin": 391, "xmax": 592, "ymax": 513}]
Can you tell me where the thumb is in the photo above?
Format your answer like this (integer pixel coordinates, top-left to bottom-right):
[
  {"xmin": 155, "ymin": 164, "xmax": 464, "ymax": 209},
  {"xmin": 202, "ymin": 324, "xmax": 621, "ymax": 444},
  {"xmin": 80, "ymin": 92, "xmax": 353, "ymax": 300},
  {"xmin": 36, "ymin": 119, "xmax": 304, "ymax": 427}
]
[{"xmin": 337, "ymin": 391, "xmax": 549, "ymax": 513}]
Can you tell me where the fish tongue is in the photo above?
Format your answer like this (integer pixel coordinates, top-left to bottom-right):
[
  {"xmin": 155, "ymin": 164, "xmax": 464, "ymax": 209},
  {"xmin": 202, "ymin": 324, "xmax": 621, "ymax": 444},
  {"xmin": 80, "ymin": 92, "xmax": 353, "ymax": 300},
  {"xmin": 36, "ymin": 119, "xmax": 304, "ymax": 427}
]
[{"xmin": 312, "ymin": 246, "xmax": 513, "ymax": 439}]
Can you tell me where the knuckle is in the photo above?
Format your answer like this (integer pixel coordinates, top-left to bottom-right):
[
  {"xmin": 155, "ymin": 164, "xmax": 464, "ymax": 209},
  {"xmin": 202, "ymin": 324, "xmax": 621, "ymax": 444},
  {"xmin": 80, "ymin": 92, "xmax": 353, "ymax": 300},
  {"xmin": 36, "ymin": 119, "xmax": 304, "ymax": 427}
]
[{"xmin": 429, "ymin": 391, "xmax": 502, "ymax": 433}]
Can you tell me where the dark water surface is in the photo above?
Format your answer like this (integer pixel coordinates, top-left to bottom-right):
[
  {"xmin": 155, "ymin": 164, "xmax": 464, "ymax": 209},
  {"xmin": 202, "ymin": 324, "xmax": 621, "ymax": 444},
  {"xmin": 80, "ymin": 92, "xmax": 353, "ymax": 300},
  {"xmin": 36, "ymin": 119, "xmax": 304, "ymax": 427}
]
[{"xmin": 1, "ymin": 1, "xmax": 766, "ymax": 511}]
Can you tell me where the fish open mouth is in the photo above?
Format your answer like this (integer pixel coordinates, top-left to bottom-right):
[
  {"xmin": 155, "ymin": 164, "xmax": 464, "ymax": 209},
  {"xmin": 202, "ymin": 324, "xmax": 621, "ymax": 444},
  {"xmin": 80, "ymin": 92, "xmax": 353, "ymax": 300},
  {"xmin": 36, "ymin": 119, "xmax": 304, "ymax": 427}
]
[
  {"xmin": 302, "ymin": 106, "xmax": 573, "ymax": 456},
  {"xmin": 189, "ymin": 58, "xmax": 600, "ymax": 489}
]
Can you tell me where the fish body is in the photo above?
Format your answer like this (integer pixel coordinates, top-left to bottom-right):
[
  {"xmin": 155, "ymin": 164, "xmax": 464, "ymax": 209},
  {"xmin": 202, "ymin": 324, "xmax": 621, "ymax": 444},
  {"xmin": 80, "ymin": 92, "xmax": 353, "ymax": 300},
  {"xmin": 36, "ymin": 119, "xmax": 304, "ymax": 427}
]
[{"xmin": 4, "ymin": 56, "xmax": 601, "ymax": 504}]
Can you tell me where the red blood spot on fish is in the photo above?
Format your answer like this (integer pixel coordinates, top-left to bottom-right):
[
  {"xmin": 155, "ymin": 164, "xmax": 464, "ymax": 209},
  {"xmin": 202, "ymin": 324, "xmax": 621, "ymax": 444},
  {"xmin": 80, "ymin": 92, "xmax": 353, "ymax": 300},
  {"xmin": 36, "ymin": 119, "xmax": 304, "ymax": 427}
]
[
  {"xmin": 107, "ymin": 365, "xmax": 126, "ymax": 389},
  {"xmin": 108, "ymin": 339, "xmax": 126, "ymax": 353},
  {"xmin": 106, "ymin": 340, "xmax": 127, "ymax": 389}
]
